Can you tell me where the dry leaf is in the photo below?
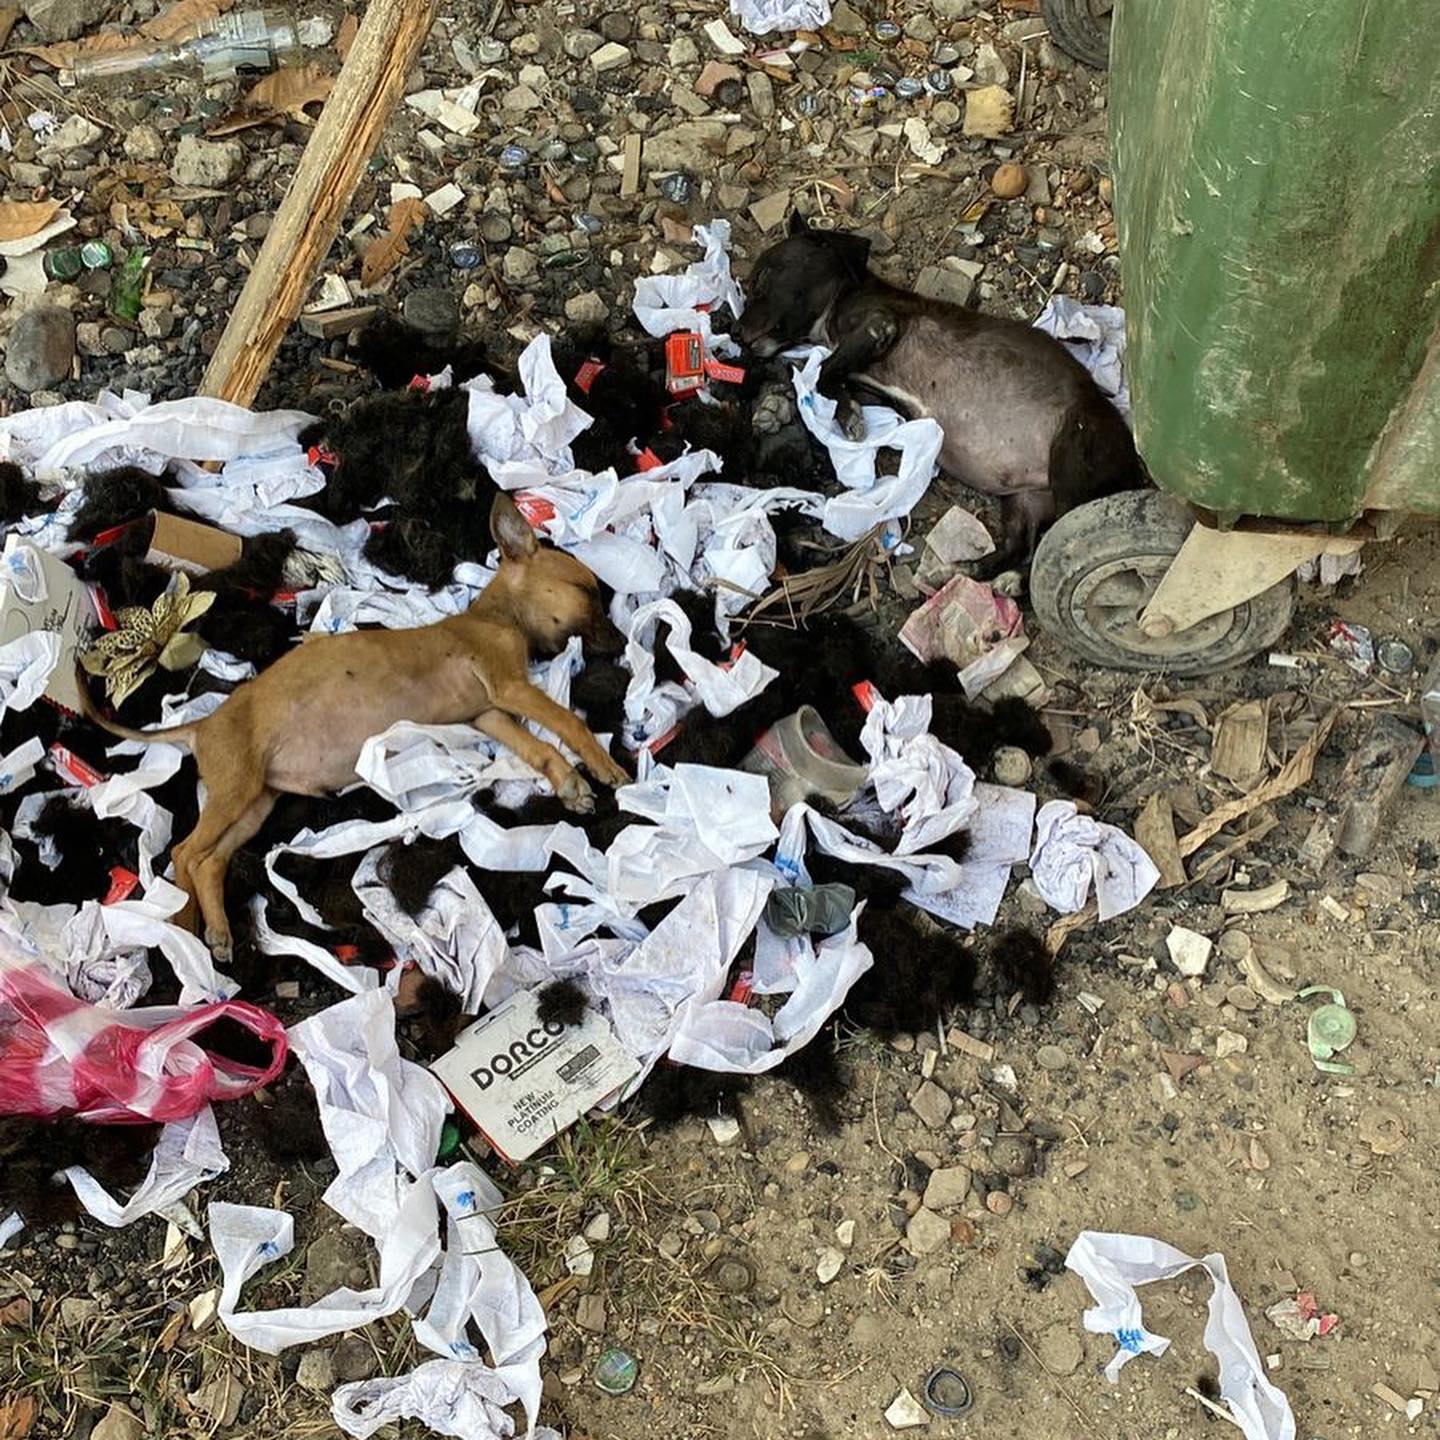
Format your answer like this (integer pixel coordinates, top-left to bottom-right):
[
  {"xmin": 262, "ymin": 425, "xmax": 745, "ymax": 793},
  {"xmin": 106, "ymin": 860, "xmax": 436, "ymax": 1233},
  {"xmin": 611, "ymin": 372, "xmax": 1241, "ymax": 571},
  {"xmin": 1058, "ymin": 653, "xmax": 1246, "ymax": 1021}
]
[
  {"xmin": 140, "ymin": 0, "xmax": 235, "ymax": 41},
  {"xmin": 334, "ymin": 10, "xmax": 358, "ymax": 59},
  {"xmin": 0, "ymin": 1396, "xmax": 37, "ymax": 1440},
  {"xmin": 0, "ymin": 6, "xmax": 21, "ymax": 49},
  {"xmin": 0, "ymin": 200, "xmax": 61, "ymax": 243},
  {"xmin": 243, "ymin": 61, "xmax": 333, "ymax": 120},
  {"xmin": 19, "ymin": 30, "xmax": 136, "ymax": 68},
  {"xmin": 0, "ymin": 1298, "xmax": 32, "ymax": 1329},
  {"xmin": 384, "ymin": 197, "xmax": 428, "ymax": 235},
  {"xmin": 359, "ymin": 228, "xmax": 410, "ymax": 288}
]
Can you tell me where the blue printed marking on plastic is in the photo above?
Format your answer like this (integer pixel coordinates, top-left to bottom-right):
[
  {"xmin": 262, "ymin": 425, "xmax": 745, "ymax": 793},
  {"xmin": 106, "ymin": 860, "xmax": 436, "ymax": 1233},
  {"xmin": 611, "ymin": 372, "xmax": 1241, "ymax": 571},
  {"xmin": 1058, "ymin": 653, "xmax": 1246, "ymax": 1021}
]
[
  {"xmin": 455, "ymin": 1190, "xmax": 477, "ymax": 1213},
  {"xmin": 1115, "ymin": 1327, "xmax": 1145, "ymax": 1353}
]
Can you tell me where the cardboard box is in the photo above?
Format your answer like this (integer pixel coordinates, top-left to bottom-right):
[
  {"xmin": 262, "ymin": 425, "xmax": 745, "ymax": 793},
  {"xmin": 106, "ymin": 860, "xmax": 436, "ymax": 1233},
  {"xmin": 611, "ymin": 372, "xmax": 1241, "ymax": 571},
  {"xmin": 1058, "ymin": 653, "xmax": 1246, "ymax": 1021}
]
[
  {"xmin": 145, "ymin": 512, "xmax": 244, "ymax": 576},
  {"xmin": 430, "ymin": 988, "xmax": 640, "ymax": 1164},
  {"xmin": 0, "ymin": 537, "xmax": 94, "ymax": 713}
]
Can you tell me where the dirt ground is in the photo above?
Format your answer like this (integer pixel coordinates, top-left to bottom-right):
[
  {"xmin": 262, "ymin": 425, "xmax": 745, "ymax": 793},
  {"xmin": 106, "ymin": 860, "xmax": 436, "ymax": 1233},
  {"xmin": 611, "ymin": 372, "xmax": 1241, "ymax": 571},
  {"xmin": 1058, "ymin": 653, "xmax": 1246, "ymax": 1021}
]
[{"xmin": 4, "ymin": 1, "xmax": 1440, "ymax": 1437}]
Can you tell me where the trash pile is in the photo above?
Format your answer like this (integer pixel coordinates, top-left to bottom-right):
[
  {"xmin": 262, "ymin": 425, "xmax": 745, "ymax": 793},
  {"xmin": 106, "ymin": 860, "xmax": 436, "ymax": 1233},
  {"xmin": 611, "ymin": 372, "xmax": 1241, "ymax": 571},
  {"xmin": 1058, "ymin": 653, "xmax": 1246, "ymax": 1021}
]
[{"xmin": 0, "ymin": 223, "xmax": 1163, "ymax": 1438}]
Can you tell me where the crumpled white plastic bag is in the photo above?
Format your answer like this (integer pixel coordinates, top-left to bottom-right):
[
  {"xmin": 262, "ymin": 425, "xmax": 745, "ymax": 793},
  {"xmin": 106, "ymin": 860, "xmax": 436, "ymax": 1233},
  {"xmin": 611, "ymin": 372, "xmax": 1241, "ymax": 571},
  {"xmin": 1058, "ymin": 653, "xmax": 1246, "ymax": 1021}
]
[
  {"xmin": 859, "ymin": 693, "xmax": 977, "ymax": 854},
  {"xmin": 730, "ymin": 0, "xmax": 830, "ymax": 33},
  {"xmin": 1030, "ymin": 800, "xmax": 1159, "ymax": 920},
  {"xmin": 791, "ymin": 349, "xmax": 943, "ymax": 540},
  {"xmin": 633, "ymin": 221, "xmax": 745, "ymax": 354},
  {"xmin": 0, "ymin": 1212, "xmax": 22, "ymax": 1249},
  {"xmin": 1066, "ymin": 1230, "xmax": 1295, "ymax": 1440},
  {"xmin": 1033, "ymin": 297, "xmax": 1130, "ymax": 419},
  {"xmin": 334, "ymin": 1361, "xmax": 563, "ymax": 1440}
]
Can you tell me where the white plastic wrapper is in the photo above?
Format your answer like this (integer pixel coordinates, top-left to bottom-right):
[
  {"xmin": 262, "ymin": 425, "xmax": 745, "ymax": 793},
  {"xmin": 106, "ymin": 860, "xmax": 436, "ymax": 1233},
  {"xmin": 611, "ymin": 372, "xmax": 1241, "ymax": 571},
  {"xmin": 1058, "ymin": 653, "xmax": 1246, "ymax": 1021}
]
[
  {"xmin": 64, "ymin": 1107, "xmax": 228, "ymax": 1227},
  {"xmin": 0, "ymin": 736, "xmax": 45, "ymax": 794},
  {"xmin": 0, "ymin": 1212, "xmax": 23, "ymax": 1249},
  {"xmin": 790, "ymin": 350, "xmax": 943, "ymax": 540},
  {"xmin": 633, "ymin": 221, "xmax": 745, "ymax": 354},
  {"xmin": 333, "ymin": 1361, "xmax": 562, "ymax": 1440},
  {"xmin": 731, "ymin": 0, "xmax": 830, "ymax": 33},
  {"xmin": 1030, "ymin": 799, "xmax": 1160, "ymax": 921},
  {"xmin": 859, "ymin": 693, "xmax": 977, "ymax": 854},
  {"xmin": 1066, "ymin": 1231, "xmax": 1295, "ymax": 1440},
  {"xmin": 1033, "ymin": 297, "xmax": 1131, "ymax": 420},
  {"xmin": 0, "ymin": 632, "xmax": 61, "ymax": 713},
  {"xmin": 622, "ymin": 597, "xmax": 778, "ymax": 743}
]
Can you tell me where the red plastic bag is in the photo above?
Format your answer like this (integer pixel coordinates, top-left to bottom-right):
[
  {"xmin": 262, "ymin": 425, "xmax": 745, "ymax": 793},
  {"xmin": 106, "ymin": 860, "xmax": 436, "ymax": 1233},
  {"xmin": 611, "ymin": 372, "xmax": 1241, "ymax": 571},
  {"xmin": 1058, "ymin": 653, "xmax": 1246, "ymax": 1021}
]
[{"xmin": 0, "ymin": 945, "xmax": 287, "ymax": 1123}]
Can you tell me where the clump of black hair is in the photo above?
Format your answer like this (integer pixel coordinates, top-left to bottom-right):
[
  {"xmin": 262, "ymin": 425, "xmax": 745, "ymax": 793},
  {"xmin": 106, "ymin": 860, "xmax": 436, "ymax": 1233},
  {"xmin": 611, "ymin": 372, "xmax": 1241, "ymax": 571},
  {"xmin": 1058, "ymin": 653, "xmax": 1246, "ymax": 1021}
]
[
  {"xmin": 990, "ymin": 928, "xmax": 1056, "ymax": 1006},
  {"xmin": 193, "ymin": 530, "xmax": 296, "ymax": 604},
  {"xmin": 0, "ymin": 460, "xmax": 45, "ymax": 524},
  {"xmin": 409, "ymin": 975, "xmax": 465, "ymax": 1058},
  {"xmin": 67, "ymin": 466, "xmax": 170, "ymax": 541},
  {"xmin": 238, "ymin": 1064, "xmax": 329, "ymax": 1163},
  {"xmin": 549, "ymin": 328, "xmax": 669, "ymax": 474},
  {"xmin": 0, "ymin": 1118, "xmax": 159, "ymax": 1225},
  {"xmin": 842, "ymin": 908, "xmax": 977, "ymax": 1037},
  {"xmin": 774, "ymin": 1024, "xmax": 847, "ymax": 1132},
  {"xmin": 537, "ymin": 977, "xmax": 589, "ymax": 1028},
  {"xmin": 352, "ymin": 315, "xmax": 493, "ymax": 390},
  {"xmin": 638, "ymin": 1065, "xmax": 752, "ymax": 1129},
  {"xmin": 1045, "ymin": 757, "xmax": 1105, "ymax": 806},
  {"xmin": 6, "ymin": 795, "xmax": 138, "ymax": 906},
  {"xmin": 381, "ymin": 837, "xmax": 463, "ymax": 918}
]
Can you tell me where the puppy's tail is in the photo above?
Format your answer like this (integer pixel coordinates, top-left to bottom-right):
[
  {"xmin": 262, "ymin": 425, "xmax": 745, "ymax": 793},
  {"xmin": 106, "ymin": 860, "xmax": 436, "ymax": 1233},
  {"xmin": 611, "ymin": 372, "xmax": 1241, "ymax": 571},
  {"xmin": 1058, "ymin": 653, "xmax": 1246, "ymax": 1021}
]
[{"xmin": 74, "ymin": 665, "xmax": 200, "ymax": 750}]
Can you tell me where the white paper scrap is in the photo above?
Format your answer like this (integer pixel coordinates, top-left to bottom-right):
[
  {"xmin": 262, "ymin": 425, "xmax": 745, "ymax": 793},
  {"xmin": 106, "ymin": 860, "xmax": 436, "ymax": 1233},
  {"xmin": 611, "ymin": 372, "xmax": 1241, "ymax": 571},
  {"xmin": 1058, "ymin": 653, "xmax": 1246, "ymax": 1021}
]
[{"xmin": 1030, "ymin": 799, "xmax": 1159, "ymax": 921}]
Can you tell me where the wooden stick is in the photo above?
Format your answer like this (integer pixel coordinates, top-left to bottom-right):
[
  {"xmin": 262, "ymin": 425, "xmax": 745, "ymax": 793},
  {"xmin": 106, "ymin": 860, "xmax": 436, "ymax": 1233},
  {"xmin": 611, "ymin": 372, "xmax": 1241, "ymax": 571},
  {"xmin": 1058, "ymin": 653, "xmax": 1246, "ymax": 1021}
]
[{"xmin": 201, "ymin": 0, "xmax": 440, "ymax": 406}]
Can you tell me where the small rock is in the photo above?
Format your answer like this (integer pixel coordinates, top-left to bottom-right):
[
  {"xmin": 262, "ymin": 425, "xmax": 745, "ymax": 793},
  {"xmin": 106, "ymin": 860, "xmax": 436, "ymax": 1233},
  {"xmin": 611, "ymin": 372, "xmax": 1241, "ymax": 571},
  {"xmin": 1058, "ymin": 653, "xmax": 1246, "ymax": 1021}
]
[
  {"xmin": 1356, "ymin": 872, "xmax": 1403, "ymax": 906},
  {"xmin": 575, "ymin": 1293, "xmax": 606, "ymax": 1333},
  {"xmin": 922, "ymin": 1165, "xmax": 972, "ymax": 1209},
  {"xmin": 589, "ymin": 41, "xmax": 632, "ymax": 73},
  {"xmin": 669, "ymin": 34, "xmax": 699, "ymax": 65},
  {"xmin": 565, "ymin": 290, "xmax": 610, "ymax": 325},
  {"xmin": 915, "ymin": 265, "xmax": 974, "ymax": 308},
  {"xmin": 171, "ymin": 135, "xmax": 245, "ymax": 188},
  {"xmin": 784, "ymin": 1150, "xmax": 812, "ymax": 1175},
  {"xmin": 986, "ymin": 1190, "xmax": 1014, "ymax": 1216},
  {"xmin": 21, "ymin": 0, "xmax": 108, "ymax": 42},
  {"xmin": 641, "ymin": 119, "xmax": 728, "ymax": 171},
  {"xmin": 815, "ymin": 1247, "xmax": 845, "ymax": 1284},
  {"xmin": 331, "ymin": 1334, "xmax": 378, "ymax": 1382},
  {"xmin": 1036, "ymin": 1323, "xmax": 1083, "ymax": 1376},
  {"xmin": 836, "ymin": 1219, "xmax": 856, "ymax": 1248},
  {"xmin": 1215, "ymin": 1029, "xmax": 1249, "ymax": 1059},
  {"xmin": 1225, "ymin": 984, "xmax": 1260, "ymax": 1012},
  {"xmin": 828, "ymin": 0, "xmax": 866, "ymax": 35},
  {"xmin": 5, "ymin": 306, "xmax": 75, "ymax": 391},
  {"xmin": 91, "ymin": 1402, "xmax": 144, "ymax": 1440},
  {"xmin": 1035, "ymin": 1044, "xmax": 1067, "ymax": 1071},
  {"xmin": 122, "ymin": 123, "xmax": 164, "ymax": 162},
  {"xmin": 296, "ymin": 1348, "xmax": 335, "ymax": 1392},
  {"xmin": 187, "ymin": 1288, "xmax": 219, "ymax": 1332},
  {"xmin": 991, "ymin": 1135, "xmax": 1035, "ymax": 1178},
  {"xmin": 705, "ymin": 1115, "xmax": 741, "ymax": 1146},
  {"xmin": 138, "ymin": 307, "xmax": 175, "ymax": 341},
  {"xmin": 503, "ymin": 84, "xmax": 542, "ymax": 111},
  {"xmin": 402, "ymin": 287, "xmax": 460, "ymax": 336},
  {"xmin": 905, "ymin": 1206, "xmax": 951, "ymax": 1256},
  {"xmin": 599, "ymin": 11, "xmax": 632, "ymax": 41},
  {"xmin": 584, "ymin": 1211, "xmax": 612, "ymax": 1243},
  {"xmin": 1166, "ymin": 925, "xmax": 1213, "ymax": 978},
  {"xmin": 884, "ymin": 1387, "xmax": 931, "ymax": 1429},
  {"xmin": 909, "ymin": 1080, "xmax": 953, "ymax": 1130},
  {"xmin": 502, "ymin": 247, "xmax": 539, "ymax": 284},
  {"xmin": 973, "ymin": 42, "xmax": 1010, "ymax": 85},
  {"xmin": 904, "ymin": 13, "xmax": 938, "ymax": 42},
  {"xmin": 749, "ymin": 189, "xmax": 792, "ymax": 232},
  {"xmin": 991, "ymin": 162, "xmax": 1028, "ymax": 199},
  {"xmin": 563, "ymin": 28, "xmax": 603, "ymax": 60},
  {"xmin": 747, "ymin": 71, "xmax": 775, "ymax": 120}
]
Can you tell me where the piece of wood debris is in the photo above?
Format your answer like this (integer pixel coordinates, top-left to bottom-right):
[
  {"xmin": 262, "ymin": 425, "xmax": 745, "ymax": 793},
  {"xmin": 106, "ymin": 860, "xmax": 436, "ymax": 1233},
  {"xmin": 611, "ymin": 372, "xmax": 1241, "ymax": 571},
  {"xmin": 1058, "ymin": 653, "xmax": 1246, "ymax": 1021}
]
[{"xmin": 1211, "ymin": 699, "xmax": 1270, "ymax": 789}]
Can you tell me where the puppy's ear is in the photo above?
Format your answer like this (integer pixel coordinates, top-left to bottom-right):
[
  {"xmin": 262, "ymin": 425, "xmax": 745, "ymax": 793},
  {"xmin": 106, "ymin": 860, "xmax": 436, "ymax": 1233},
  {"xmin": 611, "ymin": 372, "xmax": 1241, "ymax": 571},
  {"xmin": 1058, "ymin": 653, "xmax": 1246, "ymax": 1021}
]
[
  {"xmin": 490, "ymin": 493, "xmax": 539, "ymax": 561},
  {"xmin": 788, "ymin": 210, "xmax": 811, "ymax": 237},
  {"xmin": 824, "ymin": 230, "xmax": 871, "ymax": 280}
]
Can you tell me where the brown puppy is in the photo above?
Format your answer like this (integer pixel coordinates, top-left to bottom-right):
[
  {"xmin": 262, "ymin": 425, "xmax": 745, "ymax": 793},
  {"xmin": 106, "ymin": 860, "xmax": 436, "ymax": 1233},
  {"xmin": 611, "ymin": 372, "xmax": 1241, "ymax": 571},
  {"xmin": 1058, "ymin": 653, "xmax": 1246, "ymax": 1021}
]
[{"xmin": 81, "ymin": 494, "xmax": 630, "ymax": 961}]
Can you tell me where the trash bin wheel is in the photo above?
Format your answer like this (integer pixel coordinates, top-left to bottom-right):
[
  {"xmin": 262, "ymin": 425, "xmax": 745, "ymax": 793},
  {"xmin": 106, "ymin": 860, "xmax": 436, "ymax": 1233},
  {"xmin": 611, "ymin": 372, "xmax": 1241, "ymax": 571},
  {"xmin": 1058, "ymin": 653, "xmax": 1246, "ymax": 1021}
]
[
  {"xmin": 1040, "ymin": 0, "xmax": 1112, "ymax": 69},
  {"xmin": 1029, "ymin": 490, "xmax": 1296, "ymax": 675}
]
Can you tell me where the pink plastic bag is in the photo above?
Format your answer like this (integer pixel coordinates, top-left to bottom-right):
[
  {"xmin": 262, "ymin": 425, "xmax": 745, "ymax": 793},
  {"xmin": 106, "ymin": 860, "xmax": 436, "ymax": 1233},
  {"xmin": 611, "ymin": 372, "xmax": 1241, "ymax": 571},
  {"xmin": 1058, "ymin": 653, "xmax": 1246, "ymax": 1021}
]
[{"xmin": 0, "ymin": 946, "xmax": 287, "ymax": 1123}]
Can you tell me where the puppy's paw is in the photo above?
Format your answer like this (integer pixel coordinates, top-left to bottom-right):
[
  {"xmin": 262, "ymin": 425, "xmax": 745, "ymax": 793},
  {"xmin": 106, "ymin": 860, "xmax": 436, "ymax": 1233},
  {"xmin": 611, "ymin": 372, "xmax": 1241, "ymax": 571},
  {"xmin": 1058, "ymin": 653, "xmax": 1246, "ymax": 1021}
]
[
  {"xmin": 836, "ymin": 400, "xmax": 868, "ymax": 443},
  {"xmin": 593, "ymin": 755, "xmax": 631, "ymax": 789},
  {"xmin": 557, "ymin": 769, "xmax": 596, "ymax": 814},
  {"xmin": 206, "ymin": 926, "xmax": 234, "ymax": 966}
]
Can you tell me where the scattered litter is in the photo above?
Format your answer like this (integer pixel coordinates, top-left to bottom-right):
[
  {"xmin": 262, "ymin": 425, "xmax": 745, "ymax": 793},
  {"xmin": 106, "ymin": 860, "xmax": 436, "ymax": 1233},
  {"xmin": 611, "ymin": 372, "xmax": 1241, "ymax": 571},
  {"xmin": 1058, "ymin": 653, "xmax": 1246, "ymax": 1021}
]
[
  {"xmin": 922, "ymin": 1365, "xmax": 973, "ymax": 1417},
  {"xmin": 884, "ymin": 1387, "xmax": 931, "ymax": 1429},
  {"xmin": 1066, "ymin": 1231, "xmax": 1295, "ymax": 1440},
  {"xmin": 924, "ymin": 505, "xmax": 994, "ymax": 566},
  {"xmin": 1327, "ymin": 620, "xmax": 1374, "ymax": 673},
  {"xmin": 1298, "ymin": 987, "xmax": 1357, "ymax": 1075},
  {"xmin": 899, "ymin": 573, "xmax": 1027, "ymax": 696},
  {"xmin": 1031, "ymin": 801, "xmax": 1160, "ymax": 920},
  {"xmin": 1375, "ymin": 637, "xmax": 1415, "ymax": 678},
  {"xmin": 594, "ymin": 1347, "xmax": 638, "ymax": 1396},
  {"xmin": 1265, "ymin": 1292, "xmax": 1339, "ymax": 1342}
]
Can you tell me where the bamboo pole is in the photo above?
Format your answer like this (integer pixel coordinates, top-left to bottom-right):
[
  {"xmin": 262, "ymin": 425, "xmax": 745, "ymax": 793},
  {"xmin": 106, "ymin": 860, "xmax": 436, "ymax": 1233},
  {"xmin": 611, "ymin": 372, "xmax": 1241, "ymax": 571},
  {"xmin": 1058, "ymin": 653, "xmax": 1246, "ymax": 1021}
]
[{"xmin": 200, "ymin": 0, "xmax": 439, "ymax": 405}]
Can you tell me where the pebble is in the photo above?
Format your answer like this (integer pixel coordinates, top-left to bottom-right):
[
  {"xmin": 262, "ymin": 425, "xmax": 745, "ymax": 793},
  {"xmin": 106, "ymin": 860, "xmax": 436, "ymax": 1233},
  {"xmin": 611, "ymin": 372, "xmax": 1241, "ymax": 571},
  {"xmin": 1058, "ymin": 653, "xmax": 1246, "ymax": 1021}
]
[
  {"xmin": 909, "ymin": 1080, "xmax": 953, "ymax": 1130},
  {"xmin": 906, "ymin": 1206, "xmax": 951, "ymax": 1256},
  {"xmin": 705, "ymin": 1115, "xmax": 741, "ymax": 1146},
  {"xmin": 296, "ymin": 1348, "xmax": 335, "ymax": 1392},
  {"xmin": 122, "ymin": 123, "xmax": 165, "ymax": 162},
  {"xmin": 170, "ymin": 135, "xmax": 245, "ymax": 188},
  {"xmin": 402, "ymin": 287, "xmax": 461, "ymax": 336},
  {"xmin": 915, "ymin": 265, "xmax": 974, "ymax": 308},
  {"xmin": 1035, "ymin": 1044, "xmax": 1068, "ymax": 1071},
  {"xmin": 986, "ymin": 1191, "xmax": 1014, "ymax": 1216},
  {"xmin": 502, "ymin": 247, "xmax": 540, "ymax": 284},
  {"xmin": 923, "ymin": 1165, "xmax": 972, "ymax": 1209},
  {"xmin": 574, "ymin": 1293, "xmax": 606, "ymax": 1333},
  {"xmin": 815, "ymin": 1247, "xmax": 845, "ymax": 1284},
  {"xmin": 562, "ymin": 28, "xmax": 603, "ymax": 59},
  {"xmin": 5, "ymin": 306, "xmax": 75, "ymax": 391},
  {"xmin": 990, "ymin": 1135, "xmax": 1036, "ymax": 1178},
  {"xmin": 991, "ymin": 162, "xmax": 1029, "ymax": 199},
  {"xmin": 589, "ymin": 41, "xmax": 632, "ymax": 73},
  {"xmin": 565, "ymin": 290, "xmax": 610, "ymax": 325},
  {"xmin": 884, "ymin": 1387, "xmax": 931, "ymax": 1429},
  {"xmin": 331, "ymin": 1334, "xmax": 378, "ymax": 1382}
]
